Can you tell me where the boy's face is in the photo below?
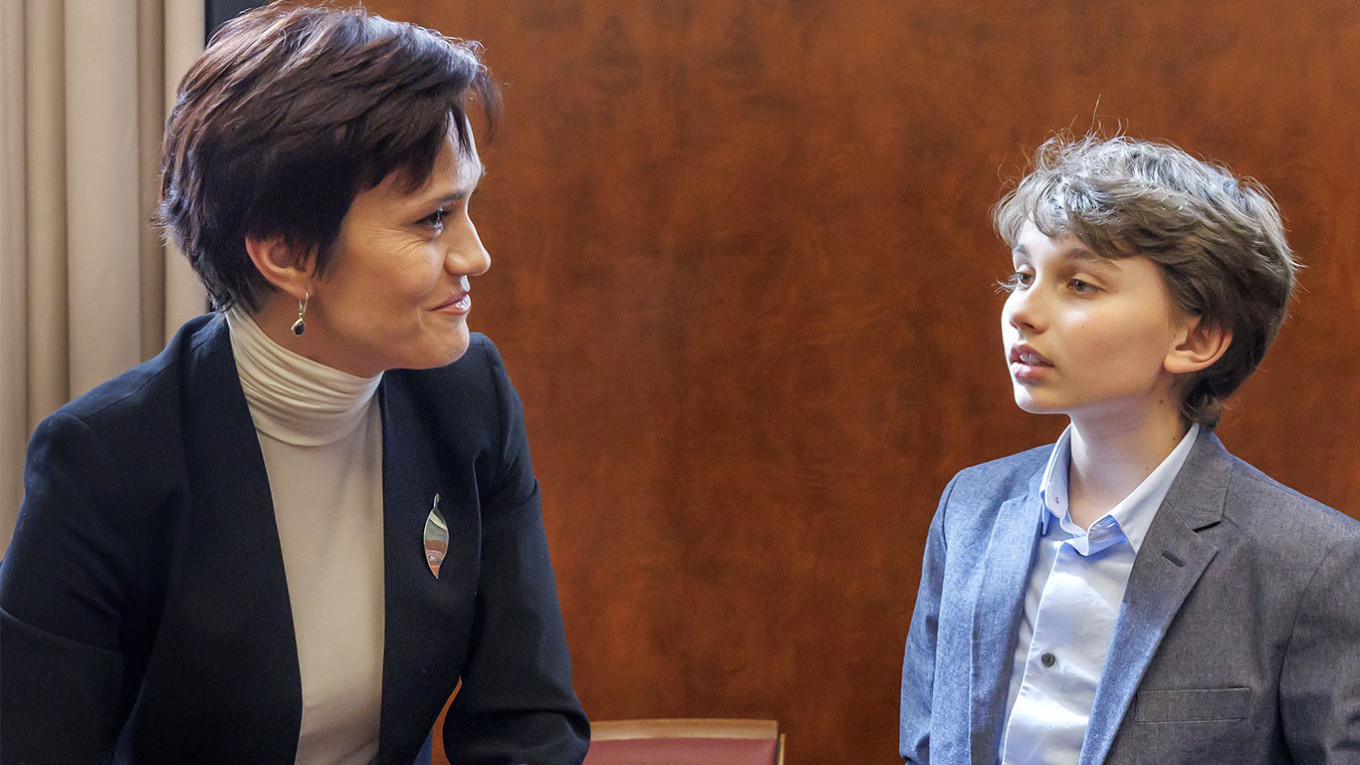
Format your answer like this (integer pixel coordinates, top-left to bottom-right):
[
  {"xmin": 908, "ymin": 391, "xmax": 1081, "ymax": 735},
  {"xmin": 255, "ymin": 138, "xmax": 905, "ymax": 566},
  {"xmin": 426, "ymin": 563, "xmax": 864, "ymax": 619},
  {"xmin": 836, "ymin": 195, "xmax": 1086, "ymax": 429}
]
[{"xmin": 1001, "ymin": 220, "xmax": 1192, "ymax": 425}]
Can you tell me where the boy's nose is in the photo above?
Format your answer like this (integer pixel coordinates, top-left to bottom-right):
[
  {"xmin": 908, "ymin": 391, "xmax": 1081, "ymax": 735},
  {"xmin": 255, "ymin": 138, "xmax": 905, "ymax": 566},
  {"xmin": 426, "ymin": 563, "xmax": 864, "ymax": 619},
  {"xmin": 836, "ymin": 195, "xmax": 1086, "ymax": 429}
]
[{"xmin": 1004, "ymin": 289, "xmax": 1043, "ymax": 332}]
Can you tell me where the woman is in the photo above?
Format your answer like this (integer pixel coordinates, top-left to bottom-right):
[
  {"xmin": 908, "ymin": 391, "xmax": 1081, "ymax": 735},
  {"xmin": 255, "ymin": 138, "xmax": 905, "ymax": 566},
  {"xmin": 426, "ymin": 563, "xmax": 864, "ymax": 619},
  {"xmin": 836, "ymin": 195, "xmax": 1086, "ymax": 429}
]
[{"xmin": 0, "ymin": 4, "xmax": 589, "ymax": 763}]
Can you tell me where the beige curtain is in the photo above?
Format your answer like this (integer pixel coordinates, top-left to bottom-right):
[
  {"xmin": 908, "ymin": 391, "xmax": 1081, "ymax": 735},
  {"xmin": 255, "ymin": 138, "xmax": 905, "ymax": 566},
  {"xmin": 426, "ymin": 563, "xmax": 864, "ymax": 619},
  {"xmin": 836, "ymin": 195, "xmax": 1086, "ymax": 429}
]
[{"xmin": 0, "ymin": 0, "xmax": 206, "ymax": 550}]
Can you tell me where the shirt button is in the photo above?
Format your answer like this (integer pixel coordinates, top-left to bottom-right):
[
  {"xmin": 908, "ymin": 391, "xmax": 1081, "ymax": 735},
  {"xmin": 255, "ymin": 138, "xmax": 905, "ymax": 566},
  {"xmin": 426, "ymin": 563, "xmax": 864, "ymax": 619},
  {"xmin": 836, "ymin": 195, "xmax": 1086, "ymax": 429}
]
[{"xmin": 1041, "ymin": 651, "xmax": 1056, "ymax": 668}]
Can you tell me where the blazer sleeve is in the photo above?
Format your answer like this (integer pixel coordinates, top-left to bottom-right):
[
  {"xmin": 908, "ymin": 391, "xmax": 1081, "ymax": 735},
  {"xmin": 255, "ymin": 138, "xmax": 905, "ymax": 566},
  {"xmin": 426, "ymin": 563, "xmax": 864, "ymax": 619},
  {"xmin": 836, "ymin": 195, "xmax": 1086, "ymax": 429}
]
[
  {"xmin": 1279, "ymin": 531, "xmax": 1360, "ymax": 761},
  {"xmin": 441, "ymin": 342, "xmax": 590, "ymax": 764},
  {"xmin": 0, "ymin": 412, "xmax": 134, "ymax": 763},
  {"xmin": 900, "ymin": 474, "xmax": 958, "ymax": 765}
]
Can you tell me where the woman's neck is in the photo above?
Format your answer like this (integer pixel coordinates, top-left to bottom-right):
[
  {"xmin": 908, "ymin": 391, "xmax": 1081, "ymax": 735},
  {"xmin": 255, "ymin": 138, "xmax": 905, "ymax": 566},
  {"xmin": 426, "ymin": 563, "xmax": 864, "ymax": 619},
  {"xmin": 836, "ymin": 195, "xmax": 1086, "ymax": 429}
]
[
  {"xmin": 247, "ymin": 291, "xmax": 384, "ymax": 378},
  {"xmin": 224, "ymin": 306, "xmax": 382, "ymax": 446}
]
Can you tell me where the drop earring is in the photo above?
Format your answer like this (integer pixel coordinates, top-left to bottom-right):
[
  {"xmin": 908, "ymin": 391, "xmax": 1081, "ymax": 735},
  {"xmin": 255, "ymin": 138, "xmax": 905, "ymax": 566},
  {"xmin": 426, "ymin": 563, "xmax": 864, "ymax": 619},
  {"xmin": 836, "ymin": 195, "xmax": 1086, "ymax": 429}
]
[{"xmin": 291, "ymin": 291, "xmax": 309, "ymax": 336}]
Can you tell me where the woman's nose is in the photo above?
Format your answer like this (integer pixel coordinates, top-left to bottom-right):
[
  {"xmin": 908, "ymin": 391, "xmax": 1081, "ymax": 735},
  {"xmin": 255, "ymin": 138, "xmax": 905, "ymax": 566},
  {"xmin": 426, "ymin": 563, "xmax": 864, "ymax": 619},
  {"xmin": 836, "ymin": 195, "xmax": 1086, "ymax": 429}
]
[{"xmin": 446, "ymin": 212, "xmax": 491, "ymax": 277}]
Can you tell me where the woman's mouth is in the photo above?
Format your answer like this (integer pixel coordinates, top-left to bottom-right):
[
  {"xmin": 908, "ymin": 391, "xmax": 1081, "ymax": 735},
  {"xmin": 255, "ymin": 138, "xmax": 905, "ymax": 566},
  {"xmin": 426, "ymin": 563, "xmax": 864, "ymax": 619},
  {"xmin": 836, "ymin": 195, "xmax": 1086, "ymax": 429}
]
[{"xmin": 434, "ymin": 292, "xmax": 472, "ymax": 315}]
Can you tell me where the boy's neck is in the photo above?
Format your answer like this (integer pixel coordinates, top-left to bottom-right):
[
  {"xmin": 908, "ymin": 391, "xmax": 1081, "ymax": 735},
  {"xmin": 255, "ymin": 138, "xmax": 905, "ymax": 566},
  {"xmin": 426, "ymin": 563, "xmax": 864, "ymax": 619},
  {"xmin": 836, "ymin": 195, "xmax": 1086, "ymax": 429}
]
[{"xmin": 1065, "ymin": 407, "xmax": 1191, "ymax": 530}]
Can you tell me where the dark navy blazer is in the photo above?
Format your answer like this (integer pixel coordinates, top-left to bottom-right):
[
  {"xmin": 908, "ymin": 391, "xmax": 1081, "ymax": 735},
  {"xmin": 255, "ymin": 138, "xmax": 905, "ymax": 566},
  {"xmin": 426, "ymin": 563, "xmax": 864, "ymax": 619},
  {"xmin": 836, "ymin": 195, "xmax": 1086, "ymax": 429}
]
[{"xmin": 0, "ymin": 314, "xmax": 589, "ymax": 764}]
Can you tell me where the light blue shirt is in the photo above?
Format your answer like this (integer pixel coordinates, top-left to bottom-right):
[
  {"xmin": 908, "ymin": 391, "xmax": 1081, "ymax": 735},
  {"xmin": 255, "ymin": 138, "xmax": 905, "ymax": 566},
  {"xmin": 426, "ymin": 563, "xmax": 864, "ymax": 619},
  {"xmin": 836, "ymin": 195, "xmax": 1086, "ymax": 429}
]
[{"xmin": 998, "ymin": 423, "xmax": 1201, "ymax": 765}]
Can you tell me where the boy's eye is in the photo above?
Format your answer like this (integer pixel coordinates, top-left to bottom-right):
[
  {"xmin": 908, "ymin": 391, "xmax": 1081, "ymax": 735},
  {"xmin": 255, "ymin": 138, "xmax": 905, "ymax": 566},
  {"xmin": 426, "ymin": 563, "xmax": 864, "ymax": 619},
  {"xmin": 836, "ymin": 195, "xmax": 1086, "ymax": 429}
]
[
  {"xmin": 997, "ymin": 271, "xmax": 1034, "ymax": 293},
  {"xmin": 1070, "ymin": 278, "xmax": 1099, "ymax": 294}
]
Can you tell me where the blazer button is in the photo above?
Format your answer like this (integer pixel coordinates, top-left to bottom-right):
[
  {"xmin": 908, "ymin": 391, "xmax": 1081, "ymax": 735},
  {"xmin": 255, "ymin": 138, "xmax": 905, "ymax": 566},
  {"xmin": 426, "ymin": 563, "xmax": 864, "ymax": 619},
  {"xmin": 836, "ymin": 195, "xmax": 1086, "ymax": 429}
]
[{"xmin": 1041, "ymin": 651, "xmax": 1056, "ymax": 667}]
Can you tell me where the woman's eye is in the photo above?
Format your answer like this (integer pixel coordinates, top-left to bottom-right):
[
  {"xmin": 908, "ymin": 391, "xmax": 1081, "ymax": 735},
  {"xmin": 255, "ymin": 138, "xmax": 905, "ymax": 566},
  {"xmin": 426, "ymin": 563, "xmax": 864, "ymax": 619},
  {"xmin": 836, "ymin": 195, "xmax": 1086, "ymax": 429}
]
[
  {"xmin": 997, "ymin": 272, "xmax": 1033, "ymax": 293},
  {"xmin": 418, "ymin": 209, "xmax": 449, "ymax": 229}
]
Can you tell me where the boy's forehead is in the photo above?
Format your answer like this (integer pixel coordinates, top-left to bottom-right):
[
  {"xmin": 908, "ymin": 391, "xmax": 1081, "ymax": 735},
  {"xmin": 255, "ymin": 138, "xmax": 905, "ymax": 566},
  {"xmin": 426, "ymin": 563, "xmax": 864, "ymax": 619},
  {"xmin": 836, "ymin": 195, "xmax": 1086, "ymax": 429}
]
[{"xmin": 1012, "ymin": 232, "xmax": 1119, "ymax": 270}]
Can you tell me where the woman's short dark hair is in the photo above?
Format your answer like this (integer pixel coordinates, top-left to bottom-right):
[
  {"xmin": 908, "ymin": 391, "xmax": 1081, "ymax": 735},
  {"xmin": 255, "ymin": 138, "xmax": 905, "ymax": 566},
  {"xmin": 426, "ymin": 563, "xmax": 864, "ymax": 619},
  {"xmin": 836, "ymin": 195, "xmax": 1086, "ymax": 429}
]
[
  {"xmin": 157, "ymin": 2, "xmax": 501, "ymax": 311},
  {"xmin": 994, "ymin": 134, "xmax": 1298, "ymax": 428}
]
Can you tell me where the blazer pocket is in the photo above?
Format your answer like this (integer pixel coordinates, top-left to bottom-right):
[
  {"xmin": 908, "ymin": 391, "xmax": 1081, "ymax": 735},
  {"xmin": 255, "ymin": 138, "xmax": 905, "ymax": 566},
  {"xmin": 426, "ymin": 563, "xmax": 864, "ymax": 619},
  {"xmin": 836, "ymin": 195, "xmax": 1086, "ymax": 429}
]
[{"xmin": 1133, "ymin": 687, "xmax": 1250, "ymax": 723}]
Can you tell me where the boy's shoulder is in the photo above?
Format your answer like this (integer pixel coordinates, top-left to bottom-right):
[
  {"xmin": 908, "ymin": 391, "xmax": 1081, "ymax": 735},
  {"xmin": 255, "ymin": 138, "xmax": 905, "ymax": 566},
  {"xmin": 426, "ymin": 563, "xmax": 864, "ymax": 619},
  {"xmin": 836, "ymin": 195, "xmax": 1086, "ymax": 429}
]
[
  {"xmin": 947, "ymin": 443, "xmax": 1052, "ymax": 501},
  {"xmin": 927, "ymin": 445, "xmax": 1054, "ymax": 550},
  {"xmin": 1217, "ymin": 449, "xmax": 1359, "ymax": 543}
]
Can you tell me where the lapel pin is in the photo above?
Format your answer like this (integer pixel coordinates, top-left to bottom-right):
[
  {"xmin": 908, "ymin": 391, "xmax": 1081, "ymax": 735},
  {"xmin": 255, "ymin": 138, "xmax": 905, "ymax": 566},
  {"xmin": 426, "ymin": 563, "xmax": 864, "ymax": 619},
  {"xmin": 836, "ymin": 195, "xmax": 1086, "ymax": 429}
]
[{"xmin": 424, "ymin": 493, "xmax": 449, "ymax": 579}]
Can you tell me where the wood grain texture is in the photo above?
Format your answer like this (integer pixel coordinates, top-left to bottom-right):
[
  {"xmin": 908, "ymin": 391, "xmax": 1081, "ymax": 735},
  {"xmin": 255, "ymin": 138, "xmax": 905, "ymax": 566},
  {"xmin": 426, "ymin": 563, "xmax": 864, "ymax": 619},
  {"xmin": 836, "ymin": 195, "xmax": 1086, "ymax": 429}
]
[{"xmin": 364, "ymin": 1, "xmax": 1360, "ymax": 762}]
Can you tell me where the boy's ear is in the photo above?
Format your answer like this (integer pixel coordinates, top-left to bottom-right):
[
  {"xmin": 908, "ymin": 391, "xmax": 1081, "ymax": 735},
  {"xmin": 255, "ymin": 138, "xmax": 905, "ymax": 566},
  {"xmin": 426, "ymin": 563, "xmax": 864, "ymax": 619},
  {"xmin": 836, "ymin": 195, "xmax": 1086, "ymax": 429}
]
[
  {"xmin": 1165, "ymin": 316, "xmax": 1232, "ymax": 375},
  {"xmin": 244, "ymin": 236, "xmax": 314, "ymax": 299}
]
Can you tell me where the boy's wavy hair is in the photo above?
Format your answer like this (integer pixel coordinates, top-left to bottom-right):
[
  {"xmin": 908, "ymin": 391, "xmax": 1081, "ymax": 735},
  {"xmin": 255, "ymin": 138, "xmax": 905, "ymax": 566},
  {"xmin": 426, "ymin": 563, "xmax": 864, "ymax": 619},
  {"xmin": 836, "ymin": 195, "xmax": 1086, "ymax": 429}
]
[{"xmin": 993, "ymin": 134, "xmax": 1298, "ymax": 428}]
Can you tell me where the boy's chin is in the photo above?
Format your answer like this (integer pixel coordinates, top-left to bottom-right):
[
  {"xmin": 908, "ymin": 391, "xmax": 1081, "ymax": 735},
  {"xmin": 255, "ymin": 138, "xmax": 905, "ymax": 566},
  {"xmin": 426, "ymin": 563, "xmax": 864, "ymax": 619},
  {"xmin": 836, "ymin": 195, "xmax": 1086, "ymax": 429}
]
[{"xmin": 1012, "ymin": 392, "xmax": 1065, "ymax": 417}]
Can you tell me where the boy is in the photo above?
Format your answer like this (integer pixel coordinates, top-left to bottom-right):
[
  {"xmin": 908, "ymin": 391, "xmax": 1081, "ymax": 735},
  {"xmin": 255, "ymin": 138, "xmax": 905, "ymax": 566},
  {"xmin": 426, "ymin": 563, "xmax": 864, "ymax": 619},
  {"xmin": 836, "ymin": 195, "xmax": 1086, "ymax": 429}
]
[{"xmin": 899, "ymin": 135, "xmax": 1360, "ymax": 764}]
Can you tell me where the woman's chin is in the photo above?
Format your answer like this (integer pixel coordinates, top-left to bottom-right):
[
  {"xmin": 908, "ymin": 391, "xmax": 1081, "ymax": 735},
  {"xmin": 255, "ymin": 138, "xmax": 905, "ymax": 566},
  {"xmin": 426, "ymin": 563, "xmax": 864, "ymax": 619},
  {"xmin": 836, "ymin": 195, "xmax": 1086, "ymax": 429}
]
[{"xmin": 417, "ymin": 327, "xmax": 472, "ymax": 370}]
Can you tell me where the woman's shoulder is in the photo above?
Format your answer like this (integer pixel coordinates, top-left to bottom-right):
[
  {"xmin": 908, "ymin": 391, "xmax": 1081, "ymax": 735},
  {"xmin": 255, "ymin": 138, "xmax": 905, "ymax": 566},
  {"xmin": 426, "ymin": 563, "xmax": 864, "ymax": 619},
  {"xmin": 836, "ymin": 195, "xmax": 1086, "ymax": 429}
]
[
  {"xmin": 25, "ymin": 318, "xmax": 229, "ymax": 511},
  {"xmin": 51, "ymin": 314, "xmax": 223, "ymax": 430},
  {"xmin": 385, "ymin": 332, "xmax": 511, "ymax": 397},
  {"xmin": 382, "ymin": 333, "xmax": 522, "ymax": 435},
  {"xmin": 49, "ymin": 311, "xmax": 225, "ymax": 432}
]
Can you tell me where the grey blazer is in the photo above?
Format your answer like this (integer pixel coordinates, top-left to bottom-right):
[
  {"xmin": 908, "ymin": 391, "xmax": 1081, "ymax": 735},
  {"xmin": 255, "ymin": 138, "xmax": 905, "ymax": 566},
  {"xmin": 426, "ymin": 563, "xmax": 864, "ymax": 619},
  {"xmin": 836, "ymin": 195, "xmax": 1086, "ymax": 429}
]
[{"xmin": 899, "ymin": 430, "xmax": 1360, "ymax": 764}]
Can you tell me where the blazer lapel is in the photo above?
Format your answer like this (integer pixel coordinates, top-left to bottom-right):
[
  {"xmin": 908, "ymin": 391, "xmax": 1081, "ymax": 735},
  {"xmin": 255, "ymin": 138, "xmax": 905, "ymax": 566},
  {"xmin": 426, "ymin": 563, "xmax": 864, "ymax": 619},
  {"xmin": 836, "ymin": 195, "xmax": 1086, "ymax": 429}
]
[
  {"xmin": 1078, "ymin": 432, "xmax": 1229, "ymax": 765},
  {"xmin": 970, "ymin": 473, "xmax": 1044, "ymax": 763},
  {"xmin": 375, "ymin": 376, "xmax": 483, "ymax": 765},
  {"xmin": 163, "ymin": 315, "xmax": 303, "ymax": 758}
]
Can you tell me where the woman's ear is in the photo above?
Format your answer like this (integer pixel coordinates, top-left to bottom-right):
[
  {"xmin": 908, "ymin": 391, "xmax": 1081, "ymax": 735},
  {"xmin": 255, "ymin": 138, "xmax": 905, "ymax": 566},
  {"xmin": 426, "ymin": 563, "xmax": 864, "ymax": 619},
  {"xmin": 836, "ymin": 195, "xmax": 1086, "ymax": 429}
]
[
  {"xmin": 1165, "ymin": 316, "xmax": 1232, "ymax": 375},
  {"xmin": 244, "ymin": 236, "xmax": 313, "ymax": 299}
]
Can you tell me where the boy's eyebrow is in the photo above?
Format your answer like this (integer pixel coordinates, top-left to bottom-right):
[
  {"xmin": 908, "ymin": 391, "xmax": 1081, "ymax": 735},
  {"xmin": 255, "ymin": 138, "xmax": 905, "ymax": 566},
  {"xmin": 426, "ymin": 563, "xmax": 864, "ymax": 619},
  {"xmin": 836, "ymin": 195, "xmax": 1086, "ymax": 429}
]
[
  {"xmin": 1064, "ymin": 248, "xmax": 1121, "ymax": 271},
  {"xmin": 1013, "ymin": 243, "xmax": 1120, "ymax": 271}
]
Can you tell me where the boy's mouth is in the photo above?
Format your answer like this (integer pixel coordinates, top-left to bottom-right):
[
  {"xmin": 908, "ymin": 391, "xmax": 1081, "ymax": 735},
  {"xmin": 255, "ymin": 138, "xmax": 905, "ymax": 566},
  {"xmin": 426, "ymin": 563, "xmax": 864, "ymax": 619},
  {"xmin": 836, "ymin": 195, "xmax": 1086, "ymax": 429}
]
[
  {"xmin": 1009, "ymin": 344, "xmax": 1054, "ymax": 382},
  {"xmin": 1009, "ymin": 344, "xmax": 1053, "ymax": 367}
]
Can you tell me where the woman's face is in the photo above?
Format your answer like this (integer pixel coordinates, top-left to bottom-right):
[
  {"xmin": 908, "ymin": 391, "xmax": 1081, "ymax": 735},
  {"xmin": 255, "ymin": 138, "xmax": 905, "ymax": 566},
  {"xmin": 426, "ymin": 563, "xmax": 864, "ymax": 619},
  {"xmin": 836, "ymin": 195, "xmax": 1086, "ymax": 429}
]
[{"xmin": 303, "ymin": 129, "xmax": 489, "ymax": 377}]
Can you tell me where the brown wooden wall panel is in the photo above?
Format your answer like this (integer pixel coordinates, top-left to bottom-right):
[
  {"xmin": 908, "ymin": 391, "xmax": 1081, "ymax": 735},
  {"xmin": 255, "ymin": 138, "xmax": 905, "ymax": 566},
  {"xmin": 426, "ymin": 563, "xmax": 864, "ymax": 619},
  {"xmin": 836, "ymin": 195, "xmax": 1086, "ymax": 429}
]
[{"xmin": 364, "ymin": 2, "xmax": 1360, "ymax": 762}]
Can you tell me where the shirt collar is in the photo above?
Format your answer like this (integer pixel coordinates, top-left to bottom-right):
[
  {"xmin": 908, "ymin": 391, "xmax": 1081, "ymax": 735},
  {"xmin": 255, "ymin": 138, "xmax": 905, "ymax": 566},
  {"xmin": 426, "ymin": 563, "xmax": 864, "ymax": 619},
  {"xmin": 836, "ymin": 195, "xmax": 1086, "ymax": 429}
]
[{"xmin": 1039, "ymin": 422, "xmax": 1201, "ymax": 557}]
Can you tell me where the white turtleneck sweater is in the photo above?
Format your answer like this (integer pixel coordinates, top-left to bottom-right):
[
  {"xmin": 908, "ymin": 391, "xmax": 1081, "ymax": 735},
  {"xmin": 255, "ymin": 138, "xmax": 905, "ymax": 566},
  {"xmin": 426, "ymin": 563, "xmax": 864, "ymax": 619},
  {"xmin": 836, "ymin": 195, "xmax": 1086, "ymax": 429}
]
[{"xmin": 225, "ymin": 307, "xmax": 384, "ymax": 765}]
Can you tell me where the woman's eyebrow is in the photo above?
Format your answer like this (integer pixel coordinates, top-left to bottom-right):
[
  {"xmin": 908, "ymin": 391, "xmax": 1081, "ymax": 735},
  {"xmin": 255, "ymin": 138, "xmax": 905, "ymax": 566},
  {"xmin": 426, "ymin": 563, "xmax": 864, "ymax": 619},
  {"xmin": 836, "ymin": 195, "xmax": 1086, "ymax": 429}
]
[
  {"xmin": 418, "ymin": 164, "xmax": 488, "ymax": 204},
  {"xmin": 462, "ymin": 163, "xmax": 488, "ymax": 191}
]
